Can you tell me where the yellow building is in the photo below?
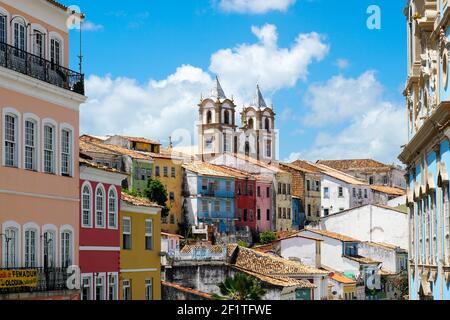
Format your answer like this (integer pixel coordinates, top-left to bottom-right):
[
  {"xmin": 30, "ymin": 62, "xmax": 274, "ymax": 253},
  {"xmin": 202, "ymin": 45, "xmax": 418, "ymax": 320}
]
[
  {"xmin": 152, "ymin": 153, "xmax": 183, "ymax": 234},
  {"xmin": 120, "ymin": 193, "xmax": 162, "ymax": 300}
]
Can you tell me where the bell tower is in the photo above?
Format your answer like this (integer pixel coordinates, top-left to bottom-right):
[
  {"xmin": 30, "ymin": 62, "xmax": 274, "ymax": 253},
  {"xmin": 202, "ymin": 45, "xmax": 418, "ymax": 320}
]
[{"xmin": 197, "ymin": 76, "xmax": 237, "ymax": 159}]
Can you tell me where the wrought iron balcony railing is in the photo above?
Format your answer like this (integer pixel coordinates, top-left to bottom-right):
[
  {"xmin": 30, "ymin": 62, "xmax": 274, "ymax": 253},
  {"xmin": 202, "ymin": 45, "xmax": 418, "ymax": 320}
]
[
  {"xmin": 0, "ymin": 267, "xmax": 70, "ymax": 295},
  {"xmin": 0, "ymin": 42, "xmax": 84, "ymax": 95}
]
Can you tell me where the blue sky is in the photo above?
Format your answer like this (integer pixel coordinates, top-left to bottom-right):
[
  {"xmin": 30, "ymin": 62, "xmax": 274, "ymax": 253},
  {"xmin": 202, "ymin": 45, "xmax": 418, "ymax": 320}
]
[{"xmin": 61, "ymin": 0, "xmax": 407, "ymax": 164}]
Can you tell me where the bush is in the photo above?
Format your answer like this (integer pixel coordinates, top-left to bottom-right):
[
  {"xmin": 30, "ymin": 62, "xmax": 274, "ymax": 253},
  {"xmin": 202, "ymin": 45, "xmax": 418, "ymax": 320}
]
[{"xmin": 259, "ymin": 231, "xmax": 277, "ymax": 245}]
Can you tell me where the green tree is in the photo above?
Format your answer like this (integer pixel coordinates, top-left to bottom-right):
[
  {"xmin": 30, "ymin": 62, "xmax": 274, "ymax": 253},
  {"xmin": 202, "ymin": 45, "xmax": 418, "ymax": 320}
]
[
  {"xmin": 144, "ymin": 178, "xmax": 170, "ymax": 217},
  {"xmin": 259, "ymin": 231, "xmax": 277, "ymax": 245},
  {"xmin": 212, "ymin": 273, "xmax": 266, "ymax": 300}
]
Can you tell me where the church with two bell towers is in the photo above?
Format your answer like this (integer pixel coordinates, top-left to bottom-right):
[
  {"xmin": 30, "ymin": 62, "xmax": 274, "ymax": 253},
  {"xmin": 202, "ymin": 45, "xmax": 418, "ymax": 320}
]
[{"xmin": 197, "ymin": 77, "xmax": 277, "ymax": 162}]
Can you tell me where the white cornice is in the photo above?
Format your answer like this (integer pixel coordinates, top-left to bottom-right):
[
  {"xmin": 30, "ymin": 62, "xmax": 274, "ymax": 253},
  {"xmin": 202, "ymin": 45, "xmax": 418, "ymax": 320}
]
[
  {"xmin": 0, "ymin": 188, "xmax": 79, "ymax": 202},
  {"xmin": 0, "ymin": 66, "xmax": 86, "ymax": 111},
  {"xmin": 120, "ymin": 203, "xmax": 160, "ymax": 215},
  {"xmin": 80, "ymin": 166, "xmax": 128, "ymax": 185}
]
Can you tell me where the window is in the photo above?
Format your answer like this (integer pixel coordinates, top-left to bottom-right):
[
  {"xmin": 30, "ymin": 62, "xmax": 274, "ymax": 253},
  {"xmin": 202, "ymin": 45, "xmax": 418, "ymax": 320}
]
[
  {"xmin": 171, "ymin": 167, "xmax": 176, "ymax": 178},
  {"xmin": 43, "ymin": 231, "xmax": 55, "ymax": 268},
  {"xmin": 24, "ymin": 120, "xmax": 37, "ymax": 171},
  {"xmin": 61, "ymin": 230, "xmax": 72, "ymax": 268},
  {"xmin": 245, "ymin": 141, "xmax": 250, "ymax": 157},
  {"xmin": 324, "ymin": 209, "xmax": 330, "ymax": 217},
  {"xmin": 248, "ymin": 184, "xmax": 253, "ymax": 196},
  {"xmin": 287, "ymin": 208, "xmax": 291, "ymax": 220},
  {"xmin": 364, "ymin": 189, "xmax": 368, "ymax": 199},
  {"xmin": 206, "ymin": 110, "xmax": 212, "ymax": 124},
  {"xmin": 265, "ymin": 118, "xmax": 270, "ymax": 131},
  {"xmin": 145, "ymin": 219, "xmax": 153, "ymax": 250},
  {"xmin": 24, "ymin": 229, "xmax": 37, "ymax": 268},
  {"xmin": 288, "ymin": 184, "xmax": 291, "ymax": 195},
  {"xmin": 243, "ymin": 209, "xmax": 248, "ymax": 221},
  {"xmin": 0, "ymin": 15, "xmax": 6, "ymax": 44},
  {"xmin": 108, "ymin": 274, "xmax": 118, "ymax": 300},
  {"xmin": 257, "ymin": 209, "xmax": 261, "ymax": 220},
  {"xmin": 13, "ymin": 21, "xmax": 25, "ymax": 51},
  {"xmin": 226, "ymin": 200, "xmax": 231, "ymax": 212},
  {"xmin": 237, "ymin": 183, "xmax": 242, "ymax": 195},
  {"xmin": 283, "ymin": 208, "xmax": 287, "ymax": 219},
  {"xmin": 50, "ymin": 38, "xmax": 61, "ymax": 67},
  {"xmin": 307, "ymin": 204, "xmax": 311, "ymax": 217},
  {"xmin": 353, "ymin": 188, "xmax": 356, "ymax": 197},
  {"xmin": 61, "ymin": 129, "xmax": 72, "ymax": 176},
  {"xmin": 43, "ymin": 125, "xmax": 55, "ymax": 174},
  {"xmin": 226, "ymin": 181, "xmax": 231, "ymax": 192},
  {"xmin": 170, "ymin": 215, "xmax": 175, "ymax": 224},
  {"xmin": 383, "ymin": 176, "xmax": 388, "ymax": 185},
  {"xmin": 33, "ymin": 30, "xmax": 44, "ymax": 57},
  {"xmin": 214, "ymin": 200, "xmax": 220, "ymax": 212},
  {"xmin": 324, "ymin": 187, "xmax": 330, "ymax": 199},
  {"xmin": 266, "ymin": 209, "xmax": 270, "ymax": 221},
  {"xmin": 4, "ymin": 227, "xmax": 18, "ymax": 268},
  {"xmin": 122, "ymin": 218, "xmax": 131, "ymax": 250},
  {"xmin": 164, "ymin": 166, "xmax": 168, "ymax": 177},
  {"xmin": 306, "ymin": 180, "xmax": 311, "ymax": 191},
  {"xmin": 257, "ymin": 186, "xmax": 261, "ymax": 197},
  {"xmin": 96, "ymin": 275, "xmax": 105, "ymax": 300},
  {"xmin": 266, "ymin": 140, "xmax": 271, "ymax": 158},
  {"xmin": 223, "ymin": 133, "xmax": 230, "ymax": 152},
  {"xmin": 202, "ymin": 200, "xmax": 208, "ymax": 213},
  {"xmin": 169, "ymin": 192, "xmax": 175, "ymax": 201},
  {"xmin": 224, "ymin": 110, "xmax": 230, "ymax": 125},
  {"xmin": 82, "ymin": 276, "xmax": 92, "ymax": 300},
  {"xmin": 278, "ymin": 183, "xmax": 282, "ymax": 194},
  {"xmin": 155, "ymin": 166, "xmax": 160, "ymax": 177},
  {"xmin": 369, "ymin": 177, "xmax": 374, "ymax": 185},
  {"xmin": 338, "ymin": 187, "xmax": 344, "ymax": 198},
  {"xmin": 248, "ymin": 118, "xmax": 254, "ymax": 129},
  {"xmin": 96, "ymin": 186, "xmax": 105, "ymax": 228},
  {"xmin": 122, "ymin": 280, "xmax": 131, "ymax": 301},
  {"xmin": 283, "ymin": 184, "xmax": 286, "ymax": 195},
  {"xmin": 315, "ymin": 181, "xmax": 320, "ymax": 192},
  {"xmin": 145, "ymin": 279, "xmax": 153, "ymax": 300},
  {"xmin": 266, "ymin": 187, "xmax": 270, "ymax": 198},
  {"xmin": 108, "ymin": 188, "xmax": 118, "ymax": 229},
  {"xmin": 4, "ymin": 114, "xmax": 18, "ymax": 167},
  {"xmin": 82, "ymin": 184, "xmax": 92, "ymax": 227}
]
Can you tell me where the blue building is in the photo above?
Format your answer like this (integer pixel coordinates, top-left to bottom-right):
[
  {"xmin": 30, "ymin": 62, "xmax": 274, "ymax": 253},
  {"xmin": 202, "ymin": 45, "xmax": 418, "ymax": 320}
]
[
  {"xmin": 400, "ymin": 1, "xmax": 450, "ymax": 300},
  {"xmin": 182, "ymin": 162, "xmax": 236, "ymax": 234}
]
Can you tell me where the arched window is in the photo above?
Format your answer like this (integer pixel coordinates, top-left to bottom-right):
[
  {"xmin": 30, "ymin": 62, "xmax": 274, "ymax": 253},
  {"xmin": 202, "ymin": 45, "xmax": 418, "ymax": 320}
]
[
  {"xmin": 43, "ymin": 230, "xmax": 56, "ymax": 268},
  {"xmin": 4, "ymin": 113, "xmax": 18, "ymax": 167},
  {"xmin": 0, "ymin": 11, "xmax": 7, "ymax": 44},
  {"xmin": 61, "ymin": 127, "xmax": 73, "ymax": 177},
  {"xmin": 224, "ymin": 110, "xmax": 230, "ymax": 125},
  {"xmin": 24, "ymin": 118, "xmax": 38, "ymax": 171},
  {"xmin": 32, "ymin": 30, "xmax": 44, "ymax": 58},
  {"xmin": 96, "ymin": 185, "xmax": 106, "ymax": 228},
  {"xmin": 82, "ymin": 183, "xmax": 92, "ymax": 227},
  {"xmin": 245, "ymin": 141, "xmax": 250, "ymax": 157},
  {"xmin": 265, "ymin": 118, "xmax": 270, "ymax": 131},
  {"xmin": 43, "ymin": 123, "xmax": 56, "ymax": 174},
  {"xmin": 4, "ymin": 226, "xmax": 19, "ymax": 268},
  {"xmin": 206, "ymin": 110, "xmax": 212, "ymax": 124},
  {"xmin": 108, "ymin": 187, "xmax": 118, "ymax": 229},
  {"xmin": 60, "ymin": 229, "xmax": 72, "ymax": 268},
  {"xmin": 248, "ymin": 118, "xmax": 254, "ymax": 129},
  {"xmin": 12, "ymin": 18, "xmax": 26, "ymax": 51},
  {"xmin": 50, "ymin": 37, "xmax": 61, "ymax": 67},
  {"xmin": 24, "ymin": 227, "xmax": 38, "ymax": 267}
]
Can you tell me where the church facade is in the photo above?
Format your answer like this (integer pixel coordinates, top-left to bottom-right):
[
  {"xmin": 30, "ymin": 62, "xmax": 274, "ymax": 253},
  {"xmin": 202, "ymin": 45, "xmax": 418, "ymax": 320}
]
[{"xmin": 197, "ymin": 77, "xmax": 277, "ymax": 163}]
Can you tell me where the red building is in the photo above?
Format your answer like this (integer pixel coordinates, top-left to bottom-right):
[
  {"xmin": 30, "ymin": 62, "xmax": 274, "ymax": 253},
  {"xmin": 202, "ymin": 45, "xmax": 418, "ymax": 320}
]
[
  {"xmin": 79, "ymin": 157, "xmax": 127, "ymax": 300},
  {"xmin": 230, "ymin": 170, "xmax": 258, "ymax": 235}
]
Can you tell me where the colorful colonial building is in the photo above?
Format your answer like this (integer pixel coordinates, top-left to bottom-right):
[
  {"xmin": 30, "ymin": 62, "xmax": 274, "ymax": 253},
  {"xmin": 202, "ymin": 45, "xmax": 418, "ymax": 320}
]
[
  {"xmin": 120, "ymin": 193, "xmax": 161, "ymax": 300},
  {"xmin": 400, "ymin": 0, "xmax": 450, "ymax": 300},
  {"xmin": 0, "ymin": 0, "xmax": 85, "ymax": 299},
  {"xmin": 79, "ymin": 156, "xmax": 127, "ymax": 300}
]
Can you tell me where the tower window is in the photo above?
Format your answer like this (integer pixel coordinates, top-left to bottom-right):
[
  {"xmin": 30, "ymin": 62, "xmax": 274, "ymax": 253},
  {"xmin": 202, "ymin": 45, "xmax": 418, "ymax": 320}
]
[
  {"xmin": 248, "ymin": 118, "xmax": 254, "ymax": 129},
  {"xmin": 265, "ymin": 118, "xmax": 270, "ymax": 131},
  {"xmin": 206, "ymin": 110, "xmax": 212, "ymax": 124},
  {"xmin": 224, "ymin": 110, "xmax": 230, "ymax": 125},
  {"xmin": 245, "ymin": 141, "xmax": 250, "ymax": 157}
]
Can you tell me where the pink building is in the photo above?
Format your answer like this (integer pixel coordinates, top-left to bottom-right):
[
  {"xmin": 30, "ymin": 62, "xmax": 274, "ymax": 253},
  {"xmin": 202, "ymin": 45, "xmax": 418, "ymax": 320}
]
[
  {"xmin": 79, "ymin": 157, "xmax": 127, "ymax": 301},
  {"xmin": 256, "ymin": 179, "xmax": 273, "ymax": 233},
  {"xmin": 0, "ymin": 0, "xmax": 85, "ymax": 299}
]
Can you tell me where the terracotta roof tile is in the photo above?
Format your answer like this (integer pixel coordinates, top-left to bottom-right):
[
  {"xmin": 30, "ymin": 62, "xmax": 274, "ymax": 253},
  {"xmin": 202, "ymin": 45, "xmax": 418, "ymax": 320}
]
[
  {"xmin": 89, "ymin": 141, "xmax": 153, "ymax": 161},
  {"xmin": 344, "ymin": 255, "xmax": 381, "ymax": 265},
  {"xmin": 302, "ymin": 228, "xmax": 360, "ymax": 243},
  {"xmin": 120, "ymin": 135, "xmax": 161, "ymax": 145},
  {"xmin": 230, "ymin": 246, "xmax": 328, "ymax": 276},
  {"xmin": 183, "ymin": 162, "xmax": 235, "ymax": 178},
  {"xmin": 46, "ymin": 0, "xmax": 68, "ymax": 11},
  {"xmin": 161, "ymin": 281, "xmax": 212, "ymax": 299},
  {"xmin": 370, "ymin": 185, "xmax": 406, "ymax": 196},
  {"xmin": 79, "ymin": 157, "xmax": 127, "ymax": 175},
  {"xmin": 121, "ymin": 193, "xmax": 159, "ymax": 208},
  {"xmin": 317, "ymin": 159, "xmax": 392, "ymax": 171},
  {"xmin": 233, "ymin": 267, "xmax": 315, "ymax": 288},
  {"xmin": 331, "ymin": 272, "xmax": 357, "ymax": 284},
  {"xmin": 180, "ymin": 243, "xmax": 224, "ymax": 254}
]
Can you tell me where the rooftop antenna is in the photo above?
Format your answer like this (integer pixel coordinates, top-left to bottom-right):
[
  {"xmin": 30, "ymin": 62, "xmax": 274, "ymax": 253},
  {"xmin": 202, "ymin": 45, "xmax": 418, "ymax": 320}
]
[{"xmin": 78, "ymin": 12, "xmax": 85, "ymax": 75}]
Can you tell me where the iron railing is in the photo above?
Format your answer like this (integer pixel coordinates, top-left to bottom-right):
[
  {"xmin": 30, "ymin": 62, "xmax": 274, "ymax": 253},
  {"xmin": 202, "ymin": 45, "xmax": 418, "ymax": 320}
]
[
  {"xmin": 0, "ymin": 42, "xmax": 84, "ymax": 95},
  {"xmin": 0, "ymin": 268, "xmax": 69, "ymax": 295}
]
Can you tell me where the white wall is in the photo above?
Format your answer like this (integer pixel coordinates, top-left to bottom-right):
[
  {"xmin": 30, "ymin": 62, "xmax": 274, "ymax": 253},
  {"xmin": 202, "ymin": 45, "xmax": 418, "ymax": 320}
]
[
  {"xmin": 358, "ymin": 243, "xmax": 397, "ymax": 274},
  {"xmin": 387, "ymin": 195, "xmax": 406, "ymax": 207},
  {"xmin": 280, "ymin": 237, "xmax": 318, "ymax": 268},
  {"xmin": 321, "ymin": 176, "xmax": 351, "ymax": 215},
  {"xmin": 318, "ymin": 205, "xmax": 408, "ymax": 249}
]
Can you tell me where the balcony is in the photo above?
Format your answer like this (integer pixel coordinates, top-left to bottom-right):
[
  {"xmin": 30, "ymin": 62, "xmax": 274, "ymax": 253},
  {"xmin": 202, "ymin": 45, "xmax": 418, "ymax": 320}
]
[
  {"xmin": 0, "ymin": 268, "xmax": 71, "ymax": 297},
  {"xmin": 0, "ymin": 42, "xmax": 84, "ymax": 95}
]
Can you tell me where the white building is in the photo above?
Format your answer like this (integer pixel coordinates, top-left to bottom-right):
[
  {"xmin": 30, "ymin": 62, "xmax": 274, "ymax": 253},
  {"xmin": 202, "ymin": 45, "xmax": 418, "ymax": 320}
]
[{"xmin": 317, "ymin": 204, "xmax": 408, "ymax": 250}]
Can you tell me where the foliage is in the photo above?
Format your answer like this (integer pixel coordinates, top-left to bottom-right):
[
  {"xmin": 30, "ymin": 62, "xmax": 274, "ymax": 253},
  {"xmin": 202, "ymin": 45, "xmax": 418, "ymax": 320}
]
[
  {"xmin": 237, "ymin": 240, "xmax": 248, "ymax": 248},
  {"xmin": 122, "ymin": 188, "xmax": 142, "ymax": 197},
  {"xmin": 259, "ymin": 231, "xmax": 277, "ymax": 245},
  {"xmin": 391, "ymin": 271, "xmax": 409, "ymax": 299},
  {"xmin": 211, "ymin": 273, "xmax": 266, "ymax": 301},
  {"xmin": 143, "ymin": 178, "xmax": 170, "ymax": 217}
]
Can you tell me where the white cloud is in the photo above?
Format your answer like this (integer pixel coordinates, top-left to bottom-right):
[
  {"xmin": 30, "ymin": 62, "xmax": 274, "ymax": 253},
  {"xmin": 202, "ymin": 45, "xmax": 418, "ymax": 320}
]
[
  {"xmin": 210, "ymin": 24, "xmax": 329, "ymax": 104},
  {"xmin": 219, "ymin": 0, "xmax": 296, "ymax": 14},
  {"xmin": 81, "ymin": 21, "xmax": 104, "ymax": 32},
  {"xmin": 81, "ymin": 24, "xmax": 328, "ymax": 145},
  {"xmin": 290, "ymin": 72, "xmax": 407, "ymax": 163},
  {"xmin": 303, "ymin": 71, "xmax": 384, "ymax": 126},
  {"xmin": 335, "ymin": 58, "xmax": 349, "ymax": 70},
  {"xmin": 81, "ymin": 65, "xmax": 213, "ymax": 145}
]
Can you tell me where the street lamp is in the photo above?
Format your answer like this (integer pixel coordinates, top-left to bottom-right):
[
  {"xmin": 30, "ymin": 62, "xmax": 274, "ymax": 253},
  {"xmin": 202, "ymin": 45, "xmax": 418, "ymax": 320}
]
[{"xmin": 0, "ymin": 233, "xmax": 13, "ymax": 269}]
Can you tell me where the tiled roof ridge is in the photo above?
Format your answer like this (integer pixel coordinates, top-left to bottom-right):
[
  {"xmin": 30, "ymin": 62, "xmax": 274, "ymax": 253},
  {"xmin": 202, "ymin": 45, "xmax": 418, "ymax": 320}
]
[{"xmin": 161, "ymin": 281, "xmax": 212, "ymax": 299}]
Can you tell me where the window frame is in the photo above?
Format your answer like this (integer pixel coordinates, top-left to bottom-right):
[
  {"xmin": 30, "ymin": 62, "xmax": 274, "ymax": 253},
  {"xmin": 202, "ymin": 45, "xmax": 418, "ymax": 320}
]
[
  {"xmin": 122, "ymin": 217, "xmax": 132, "ymax": 250},
  {"xmin": 145, "ymin": 219, "xmax": 153, "ymax": 251},
  {"xmin": 95, "ymin": 184, "xmax": 106, "ymax": 229},
  {"xmin": 3, "ymin": 108, "xmax": 21, "ymax": 168},
  {"xmin": 23, "ymin": 223, "xmax": 39, "ymax": 268},
  {"xmin": 81, "ymin": 274, "xmax": 93, "ymax": 300},
  {"xmin": 95, "ymin": 272, "xmax": 106, "ymax": 301},
  {"xmin": 2, "ymin": 221, "xmax": 21, "ymax": 268},
  {"xmin": 42, "ymin": 119, "xmax": 57, "ymax": 175},
  {"xmin": 107, "ymin": 272, "xmax": 119, "ymax": 301},
  {"xmin": 145, "ymin": 279, "xmax": 153, "ymax": 301},
  {"xmin": 60, "ymin": 124, "xmax": 74, "ymax": 177},
  {"xmin": 81, "ymin": 181, "xmax": 93, "ymax": 228},
  {"xmin": 60, "ymin": 225, "xmax": 74, "ymax": 269},
  {"xmin": 108, "ymin": 186, "xmax": 118, "ymax": 230}
]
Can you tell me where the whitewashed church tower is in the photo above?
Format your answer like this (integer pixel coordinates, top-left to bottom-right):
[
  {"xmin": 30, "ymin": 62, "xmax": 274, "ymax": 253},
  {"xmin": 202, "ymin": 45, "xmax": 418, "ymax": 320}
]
[
  {"xmin": 238, "ymin": 85, "xmax": 276, "ymax": 162},
  {"xmin": 197, "ymin": 77, "xmax": 237, "ymax": 158}
]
